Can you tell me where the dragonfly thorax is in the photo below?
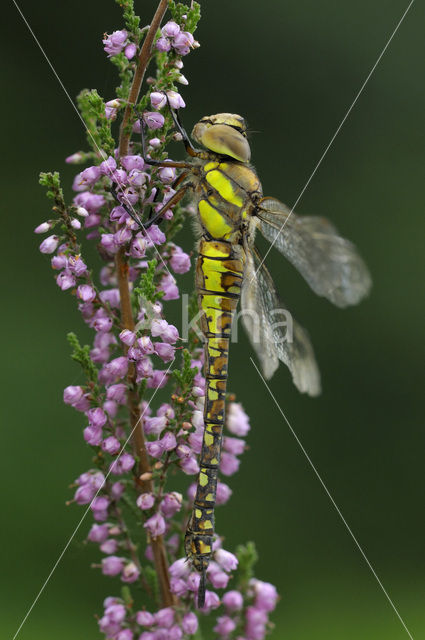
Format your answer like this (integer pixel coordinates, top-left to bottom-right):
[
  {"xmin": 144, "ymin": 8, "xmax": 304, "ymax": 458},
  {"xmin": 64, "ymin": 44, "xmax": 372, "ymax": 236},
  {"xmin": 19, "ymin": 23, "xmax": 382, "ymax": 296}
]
[
  {"xmin": 192, "ymin": 113, "xmax": 251, "ymax": 163},
  {"xmin": 195, "ymin": 159, "xmax": 262, "ymax": 242}
]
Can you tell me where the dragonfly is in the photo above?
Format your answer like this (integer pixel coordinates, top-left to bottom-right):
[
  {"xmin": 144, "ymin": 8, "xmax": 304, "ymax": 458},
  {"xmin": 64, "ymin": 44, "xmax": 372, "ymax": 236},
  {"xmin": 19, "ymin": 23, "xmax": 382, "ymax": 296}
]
[{"xmin": 117, "ymin": 108, "xmax": 372, "ymax": 607}]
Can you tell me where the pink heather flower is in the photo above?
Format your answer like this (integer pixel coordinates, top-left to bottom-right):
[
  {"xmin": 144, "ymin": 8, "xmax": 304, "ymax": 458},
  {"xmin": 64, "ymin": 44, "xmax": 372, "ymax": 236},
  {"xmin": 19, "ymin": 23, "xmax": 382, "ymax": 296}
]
[
  {"xmin": 207, "ymin": 564, "xmax": 230, "ymax": 589},
  {"xmin": 251, "ymin": 579, "xmax": 279, "ymax": 612},
  {"xmin": 144, "ymin": 112, "xmax": 165, "ymax": 130},
  {"xmin": 102, "ymin": 436, "xmax": 121, "ymax": 455},
  {"xmin": 128, "ymin": 168, "xmax": 149, "ymax": 187},
  {"xmin": 144, "ymin": 512, "xmax": 166, "ymax": 538},
  {"xmin": 172, "ymin": 31, "xmax": 194, "ymax": 55},
  {"xmin": 151, "ymin": 319, "xmax": 179, "ymax": 344},
  {"xmin": 170, "ymin": 577, "xmax": 189, "ymax": 597},
  {"xmin": 66, "ymin": 151, "xmax": 84, "ymax": 164},
  {"xmin": 100, "ymin": 288, "xmax": 120, "ymax": 307},
  {"xmin": 136, "ymin": 493, "xmax": 155, "ymax": 511},
  {"xmin": 201, "ymin": 590, "xmax": 220, "ymax": 612},
  {"xmin": 111, "ymin": 168, "xmax": 128, "ymax": 185},
  {"xmin": 147, "ymin": 370, "xmax": 170, "ymax": 390},
  {"xmin": 166, "ymin": 90, "xmax": 186, "ymax": 109},
  {"xmin": 83, "ymin": 424, "xmax": 103, "ymax": 446},
  {"xmin": 101, "ymin": 233, "xmax": 118, "ymax": 254},
  {"xmin": 156, "ymin": 36, "xmax": 171, "ymax": 52},
  {"xmin": 63, "ymin": 385, "xmax": 84, "ymax": 406},
  {"xmin": 187, "ymin": 572, "xmax": 201, "ymax": 592},
  {"xmin": 101, "ymin": 555, "xmax": 124, "ymax": 576},
  {"xmin": 160, "ymin": 492, "xmax": 182, "ymax": 518},
  {"xmin": 180, "ymin": 456, "xmax": 199, "ymax": 475},
  {"xmin": 162, "ymin": 21, "xmax": 180, "ymax": 38},
  {"xmin": 130, "ymin": 236, "xmax": 147, "ymax": 258},
  {"xmin": 144, "ymin": 415, "xmax": 167, "ymax": 436},
  {"xmin": 122, "ymin": 561, "xmax": 140, "ymax": 583},
  {"xmin": 100, "ymin": 538, "xmax": 118, "ymax": 554},
  {"xmin": 137, "ymin": 336, "xmax": 155, "ymax": 354},
  {"xmin": 188, "ymin": 431, "xmax": 202, "ymax": 454},
  {"xmin": 223, "ymin": 436, "xmax": 246, "ymax": 455},
  {"xmin": 87, "ymin": 407, "xmax": 107, "ymax": 428},
  {"xmin": 169, "ymin": 558, "xmax": 191, "ymax": 580},
  {"xmin": 137, "ymin": 358, "xmax": 154, "ymax": 381},
  {"xmin": 117, "ymin": 630, "xmax": 133, "ymax": 640},
  {"xmin": 220, "ymin": 452, "xmax": 240, "ymax": 476},
  {"xmin": 111, "ymin": 481, "xmax": 125, "ymax": 500},
  {"xmin": 80, "ymin": 165, "xmax": 101, "ymax": 185},
  {"xmin": 227, "ymin": 402, "xmax": 251, "ymax": 436},
  {"xmin": 160, "ymin": 431, "xmax": 177, "ymax": 451},
  {"xmin": 99, "ymin": 156, "xmax": 117, "ymax": 175},
  {"xmin": 74, "ymin": 483, "xmax": 96, "ymax": 505},
  {"xmin": 158, "ymin": 166, "xmax": 176, "ymax": 183},
  {"xmin": 104, "ymin": 356, "xmax": 129, "ymax": 380},
  {"xmin": 136, "ymin": 610, "xmax": 155, "ymax": 626},
  {"xmin": 146, "ymin": 440, "xmax": 165, "ymax": 459},
  {"xmin": 150, "ymin": 91, "xmax": 167, "ymax": 110},
  {"xmin": 70, "ymin": 218, "xmax": 81, "ymax": 230},
  {"xmin": 222, "ymin": 590, "xmax": 244, "ymax": 612},
  {"xmin": 121, "ymin": 155, "xmax": 144, "ymax": 171},
  {"xmin": 214, "ymin": 616, "xmax": 236, "ymax": 636},
  {"xmin": 103, "ymin": 29, "xmax": 128, "ymax": 56},
  {"xmin": 216, "ymin": 481, "xmax": 233, "ymax": 505},
  {"xmin": 154, "ymin": 342, "xmax": 175, "ymax": 363},
  {"xmin": 110, "ymin": 452, "xmax": 135, "ymax": 475},
  {"xmin": 106, "ymin": 383, "xmax": 127, "ymax": 404},
  {"xmin": 105, "ymin": 602, "xmax": 126, "ymax": 623},
  {"xmin": 154, "ymin": 607, "xmax": 174, "ymax": 628},
  {"xmin": 114, "ymin": 226, "xmax": 133, "ymax": 246},
  {"xmin": 170, "ymin": 248, "xmax": 191, "ymax": 273},
  {"xmin": 104, "ymin": 400, "xmax": 118, "ymax": 417},
  {"xmin": 182, "ymin": 612, "xmax": 198, "ymax": 635},
  {"xmin": 68, "ymin": 255, "xmax": 87, "ymax": 276},
  {"xmin": 157, "ymin": 403, "xmax": 175, "ymax": 419},
  {"xmin": 77, "ymin": 284, "xmax": 96, "ymax": 302},
  {"xmin": 51, "ymin": 254, "xmax": 67, "ymax": 270},
  {"xmin": 74, "ymin": 191, "xmax": 105, "ymax": 213},
  {"xmin": 149, "ymin": 137, "xmax": 161, "ymax": 148},
  {"xmin": 119, "ymin": 329, "xmax": 136, "ymax": 346},
  {"xmin": 88, "ymin": 523, "xmax": 109, "ymax": 543},
  {"xmin": 124, "ymin": 42, "xmax": 137, "ymax": 59},
  {"xmin": 91, "ymin": 495, "xmax": 109, "ymax": 514},
  {"xmin": 39, "ymin": 235, "xmax": 59, "ymax": 254},
  {"xmin": 215, "ymin": 548, "xmax": 238, "ymax": 572},
  {"xmin": 34, "ymin": 221, "xmax": 52, "ymax": 233},
  {"xmin": 145, "ymin": 224, "xmax": 166, "ymax": 245},
  {"xmin": 245, "ymin": 606, "xmax": 268, "ymax": 640}
]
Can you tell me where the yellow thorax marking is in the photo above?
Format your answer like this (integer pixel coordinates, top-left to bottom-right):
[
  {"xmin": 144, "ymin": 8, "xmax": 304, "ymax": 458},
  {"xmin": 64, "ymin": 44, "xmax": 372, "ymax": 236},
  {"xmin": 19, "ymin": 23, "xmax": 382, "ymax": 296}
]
[
  {"xmin": 204, "ymin": 161, "xmax": 219, "ymax": 172},
  {"xmin": 199, "ymin": 200, "xmax": 233, "ymax": 239},
  {"xmin": 205, "ymin": 170, "xmax": 244, "ymax": 207}
]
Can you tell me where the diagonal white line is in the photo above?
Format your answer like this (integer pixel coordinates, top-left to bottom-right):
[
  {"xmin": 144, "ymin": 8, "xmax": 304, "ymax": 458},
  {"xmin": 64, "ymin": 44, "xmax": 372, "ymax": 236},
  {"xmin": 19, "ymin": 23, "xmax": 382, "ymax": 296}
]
[
  {"xmin": 11, "ymin": 362, "xmax": 174, "ymax": 640},
  {"xmin": 250, "ymin": 357, "xmax": 415, "ymax": 640},
  {"xmin": 253, "ymin": 0, "xmax": 415, "ymax": 281},
  {"xmin": 11, "ymin": 0, "xmax": 174, "ymax": 278}
]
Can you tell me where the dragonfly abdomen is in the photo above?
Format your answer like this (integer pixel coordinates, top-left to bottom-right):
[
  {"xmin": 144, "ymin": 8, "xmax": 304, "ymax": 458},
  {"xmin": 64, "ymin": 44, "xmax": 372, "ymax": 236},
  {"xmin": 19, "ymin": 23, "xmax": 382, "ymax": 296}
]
[{"xmin": 185, "ymin": 238, "xmax": 245, "ymax": 606}]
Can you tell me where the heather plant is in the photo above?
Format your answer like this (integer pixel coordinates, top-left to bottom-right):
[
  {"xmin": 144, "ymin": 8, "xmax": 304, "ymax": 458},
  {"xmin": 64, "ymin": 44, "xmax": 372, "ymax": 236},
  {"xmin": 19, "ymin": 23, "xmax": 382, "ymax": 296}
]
[{"xmin": 36, "ymin": 1, "xmax": 278, "ymax": 637}]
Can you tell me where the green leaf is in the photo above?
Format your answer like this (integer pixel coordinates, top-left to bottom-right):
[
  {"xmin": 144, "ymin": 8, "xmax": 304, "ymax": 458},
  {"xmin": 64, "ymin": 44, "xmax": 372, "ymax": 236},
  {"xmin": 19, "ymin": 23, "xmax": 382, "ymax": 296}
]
[{"xmin": 67, "ymin": 332, "xmax": 98, "ymax": 384}]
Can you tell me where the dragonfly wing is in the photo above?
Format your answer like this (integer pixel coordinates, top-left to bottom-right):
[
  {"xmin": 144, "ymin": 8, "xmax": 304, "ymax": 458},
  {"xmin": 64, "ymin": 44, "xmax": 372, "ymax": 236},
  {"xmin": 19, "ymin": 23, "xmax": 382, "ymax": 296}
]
[
  {"xmin": 257, "ymin": 197, "xmax": 372, "ymax": 308},
  {"xmin": 241, "ymin": 244, "xmax": 321, "ymax": 396}
]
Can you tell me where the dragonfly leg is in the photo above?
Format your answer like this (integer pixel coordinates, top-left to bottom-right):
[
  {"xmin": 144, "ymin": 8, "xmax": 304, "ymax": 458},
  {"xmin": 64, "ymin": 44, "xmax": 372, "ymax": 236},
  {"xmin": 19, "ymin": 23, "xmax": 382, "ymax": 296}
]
[{"xmin": 143, "ymin": 182, "xmax": 194, "ymax": 230}]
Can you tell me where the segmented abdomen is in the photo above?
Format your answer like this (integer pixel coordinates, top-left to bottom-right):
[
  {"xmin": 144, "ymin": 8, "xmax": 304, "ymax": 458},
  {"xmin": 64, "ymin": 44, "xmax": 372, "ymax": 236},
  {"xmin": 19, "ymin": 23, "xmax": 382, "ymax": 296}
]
[{"xmin": 185, "ymin": 238, "xmax": 245, "ymax": 601}]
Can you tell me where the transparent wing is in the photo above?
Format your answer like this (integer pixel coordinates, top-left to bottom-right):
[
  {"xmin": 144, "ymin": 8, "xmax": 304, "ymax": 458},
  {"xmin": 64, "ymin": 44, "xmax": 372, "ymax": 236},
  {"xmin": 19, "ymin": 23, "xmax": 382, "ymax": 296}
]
[
  {"xmin": 241, "ymin": 243, "xmax": 321, "ymax": 396},
  {"xmin": 257, "ymin": 197, "xmax": 372, "ymax": 308}
]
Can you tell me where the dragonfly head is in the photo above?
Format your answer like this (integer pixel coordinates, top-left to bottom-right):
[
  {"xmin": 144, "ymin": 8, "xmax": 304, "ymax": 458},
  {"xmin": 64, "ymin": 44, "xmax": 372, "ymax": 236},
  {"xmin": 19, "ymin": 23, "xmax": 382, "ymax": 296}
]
[{"xmin": 192, "ymin": 113, "xmax": 251, "ymax": 163}]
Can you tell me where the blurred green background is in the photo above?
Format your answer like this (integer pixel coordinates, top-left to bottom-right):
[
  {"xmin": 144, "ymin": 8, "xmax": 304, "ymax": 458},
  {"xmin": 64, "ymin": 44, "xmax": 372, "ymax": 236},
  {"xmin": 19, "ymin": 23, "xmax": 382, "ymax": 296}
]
[{"xmin": 2, "ymin": 0, "xmax": 424, "ymax": 638}]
